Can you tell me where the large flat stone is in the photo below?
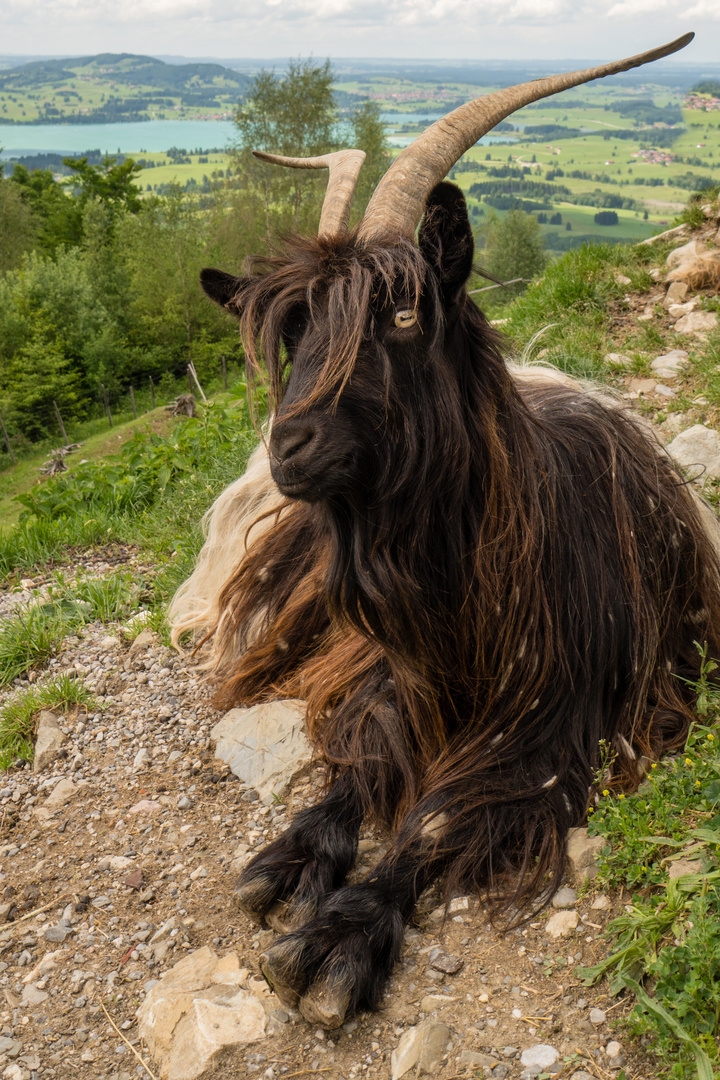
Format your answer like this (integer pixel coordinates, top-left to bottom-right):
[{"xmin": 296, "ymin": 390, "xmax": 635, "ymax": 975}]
[
  {"xmin": 137, "ymin": 947, "xmax": 264, "ymax": 1080},
  {"xmin": 391, "ymin": 1021, "xmax": 451, "ymax": 1079},
  {"xmin": 674, "ymin": 310, "xmax": 718, "ymax": 336},
  {"xmin": 211, "ymin": 700, "xmax": 311, "ymax": 805},
  {"xmin": 566, "ymin": 827, "xmax": 605, "ymax": 884},
  {"xmin": 667, "ymin": 424, "xmax": 720, "ymax": 480},
  {"xmin": 650, "ymin": 349, "xmax": 688, "ymax": 380}
]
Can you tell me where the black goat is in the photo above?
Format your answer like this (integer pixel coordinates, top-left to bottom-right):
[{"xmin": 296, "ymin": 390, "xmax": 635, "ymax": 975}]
[{"xmin": 171, "ymin": 33, "xmax": 720, "ymax": 1028}]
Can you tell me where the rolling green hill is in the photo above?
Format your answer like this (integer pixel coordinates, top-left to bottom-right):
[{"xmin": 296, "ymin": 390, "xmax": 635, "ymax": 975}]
[{"xmin": 0, "ymin": 53, "xmax": 250, "ymax": 123}]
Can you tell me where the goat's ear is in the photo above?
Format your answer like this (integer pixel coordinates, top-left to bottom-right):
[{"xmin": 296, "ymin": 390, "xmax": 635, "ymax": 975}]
[
  {"xmin": 418, "ymin": 182, "xmax": 474, "ymax": 306},
  {"xmin": 200, "ymin": 268, "xmax": 246, "ymax": 311}
]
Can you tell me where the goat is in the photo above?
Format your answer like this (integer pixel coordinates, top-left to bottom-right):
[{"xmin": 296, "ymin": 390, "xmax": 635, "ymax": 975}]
[{"xmin": 170, "ymin": 33, "xmax": 720, "ymax": 1029}]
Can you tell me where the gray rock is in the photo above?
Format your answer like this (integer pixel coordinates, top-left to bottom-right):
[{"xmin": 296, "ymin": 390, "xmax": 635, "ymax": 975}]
[
  {"xmin": 391, "ymin": 1021, "xmax": 451, "ymax": 1079},
  {"xmin": 212, "ymin": 700, "xmax": 311, "ymax": 805},
  {"xmin": 668, "ymin": 424, "xmax": 720, "ymax": 480},
  {"xmin": 589, "ymin": 1007, "xmax": 606, "ymax": 1025},
  {"xmin": 127, "ymin": 629, "xmax": 158, "ymax": 659},
  {"xmin": 491, "ymin": 1066, "xmax": 509, "ymax": 1079},
  {"xmin": 605, "ymin": 1040, "xmax": 622, "ymax": 1058},
  {"xmin": 566, "ymin": 828, "xmax": 604, "ymax": 883},
  {"xmin": 650, "ymin": 349, "xmax": 689, "ymax": 379},
  {"xmin": 133, "ymin": 748, "xmax": 150, "ymax": 770},
  {"xmin": 177, "ymin": 795, "xmax": 194, "ymax": 811},
  {"xmin": 137, "ymin": 947, "xmax": 265, "ymax": 1080},
  {"xmin": 520, "ymin": 1045, "xmax": 560, "ymax": 1070},
  {"xmin": 668, "ymin": 300, "xmax": 698, "ymax": 319},
  {"xmin": 44, "ymin": 924, "xmax": 70, "ymax": 943},
  {"xmin": 674, "ymin": 310, "xmax": 718, "ymax": 336},
  {"xmin": 545, "ymin": 910, "xmax": 578, "ymax": 938},
  {"xmin": 32, "ymin": 712, "xmax": 66, "ymax": 773},
  {"xmin": 430, "ymin": 952, "xmax": 464, "ymax": 975},
  {"xmin": 663, "ymin": 281, "xmax": 689, "ymax": 306},
  {"xmin": 457, "ymin": 1050, "xmax": 499, "ymax": 1069},
  {"xmin": 34, "ymin": 778, "xmax": 79, "ymax": 822},
  {"xmin": 551, "ymin": 886, "xmax": 577, "ymax": 909},
  {"xmin": 20, "ymin": 984, "xmax": 48, "ymax": 1005},
  {"xmin": 668, "ymin": 857, "xmax": 704, "ymax": 880}
]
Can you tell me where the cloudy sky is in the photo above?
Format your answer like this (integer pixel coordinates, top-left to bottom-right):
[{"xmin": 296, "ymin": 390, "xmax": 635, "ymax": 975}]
[{"xmin": 1, "ymin": 0, "xmax": 718, "ymax": 64}]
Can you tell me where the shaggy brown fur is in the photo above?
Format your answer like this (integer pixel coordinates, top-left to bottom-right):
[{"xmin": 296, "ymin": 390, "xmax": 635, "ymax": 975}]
[{"xmin": 186, "ymin": 183, "xmax": 720, "ymax": 1025}]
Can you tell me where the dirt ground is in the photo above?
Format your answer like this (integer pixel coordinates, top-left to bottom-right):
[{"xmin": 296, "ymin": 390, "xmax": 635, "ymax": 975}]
[{"xmin": 0, "ymin": 548, "xmax": 652, "ymax": 1080}]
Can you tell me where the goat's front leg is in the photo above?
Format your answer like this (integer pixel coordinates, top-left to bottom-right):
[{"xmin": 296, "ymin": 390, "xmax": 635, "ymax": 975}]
[
  {"xmin": 234, "ymin": 770, "xmax": 364, "ymax": 930},
  {"xmin": 259, "ymin": 763, "xmax": 577, "ymax": 1028},
  {"xmin": 260, "ymin": 850, "xmax": 439, "ymax": 1027},
  {"xmin": 259, "ymin": 810, "xmax": 444, "ymax": 1027}
]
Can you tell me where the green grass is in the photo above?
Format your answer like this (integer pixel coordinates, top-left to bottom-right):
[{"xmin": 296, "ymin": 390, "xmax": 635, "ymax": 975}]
[
  {"xmin": 0, "ymin": 397, "xmax": 259, "ymax": 670},
  {"xmin": 0, "ymin": 601, "xmax": 79, "ymax": 687},
  {"xmin": 0, "ymin": 673, "xmax": 96, "ymax": 769},
  {"xmin": 578, "ymin": 649, "xmax": 720, "ymax": 1079}
]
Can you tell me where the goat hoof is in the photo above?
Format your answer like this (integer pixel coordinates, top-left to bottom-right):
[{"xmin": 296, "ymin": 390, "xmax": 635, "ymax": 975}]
[
  {"xmin": 233, "ymin": 873, "xmax": 275, "ymax": 924},
  {"xmin": 259, "ymin": 942, "xmax": 304, "ymax": 1010},
  {"xmin": 299, "ymin": 979, "xmax": 352, "ymax": 1029}
]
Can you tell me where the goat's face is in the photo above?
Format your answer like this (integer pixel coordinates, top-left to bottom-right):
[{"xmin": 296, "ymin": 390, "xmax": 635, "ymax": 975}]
[{"xmin": 200, "ymin": 183, "xmax": 478, "ymax": 506}]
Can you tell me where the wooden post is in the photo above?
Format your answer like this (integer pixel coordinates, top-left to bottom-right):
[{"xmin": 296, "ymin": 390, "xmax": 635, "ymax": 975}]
[
  {"xmin": 53, "ymin": 400, "xmax": 69, "ymax": 446},
  {"xmin": 129, "ymin": 385, "xmax": 137, "ymax": 419},
  {"xmin": 101, "ymin": 384, "xmax": 113, "ymax": 428},
  {"xmin": 0, "ymin": 414, "xmax": 15, "ymax": 464},
  {"xmin": 149, "ymin": 375, "xmax": 156, "ymax": 409},
  {"xmin": 221, "ymin": 355, "xmax": 228, "ymax": 391},
  {"xmin": 187, "ymin": 362, "xmax": 207, "ymax": 403}
]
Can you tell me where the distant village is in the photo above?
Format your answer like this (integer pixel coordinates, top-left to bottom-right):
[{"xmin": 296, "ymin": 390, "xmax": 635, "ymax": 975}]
[{"xmin": 685, "ymin": 92, "xmax": 720, "ymax": 111}]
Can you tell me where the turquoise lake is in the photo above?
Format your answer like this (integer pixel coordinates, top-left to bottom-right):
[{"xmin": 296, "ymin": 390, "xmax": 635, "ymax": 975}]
[
  {"xmin": 0, "ymin": 114, "xmax": 513, "ymax": 159},
  {"xmin": 0, "ymin": 119, "xmax": 238, "ymax": 158}
]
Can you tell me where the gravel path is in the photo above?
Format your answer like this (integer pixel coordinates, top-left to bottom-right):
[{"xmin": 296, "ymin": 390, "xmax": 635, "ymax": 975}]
[{"xmin": 0, "ymin": 548, "xmax": 651, "ymax": 1080}]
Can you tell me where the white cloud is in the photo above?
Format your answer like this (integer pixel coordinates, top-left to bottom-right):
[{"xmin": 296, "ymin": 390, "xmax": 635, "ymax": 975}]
[{"xmin": 0, "ymin": 0, "xmax": 715, "ymax": 59}]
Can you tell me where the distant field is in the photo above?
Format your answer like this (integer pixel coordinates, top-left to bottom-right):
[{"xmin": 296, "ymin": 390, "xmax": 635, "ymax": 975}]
[
  {"xmin": 4, "ymin": 58, "xmax": 718, "ymax": 252},
  {"xmin": 136, "ymin": 152, "xmax": 231, "ymax": 192},
  {"xmin": 0, "ymin": 53, "xmax": 246, "ymax": 124},
  {"xmin": 375, "ymin": 78, "xmax": 720, "ymax": 251}
]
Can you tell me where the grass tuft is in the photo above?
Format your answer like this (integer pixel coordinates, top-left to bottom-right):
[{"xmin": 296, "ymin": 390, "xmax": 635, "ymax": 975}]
[{"xmin": 0, "ymin": 673, "xmax": 96, "ymax": 769}]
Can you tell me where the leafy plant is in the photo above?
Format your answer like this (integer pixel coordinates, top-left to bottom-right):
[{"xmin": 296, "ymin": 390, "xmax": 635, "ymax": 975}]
[
  {"xmin": 15, "ymin": 400, "xmax": 248, "ymax": 522},
  {"xmin": 581, "ymin": 647, "xmax": 720, "ymax": 1078}
]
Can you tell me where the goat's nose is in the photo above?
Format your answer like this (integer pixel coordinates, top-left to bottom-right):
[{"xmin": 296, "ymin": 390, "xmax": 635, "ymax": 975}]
[{"xmin": 271, "ymin": 421, "xmax": 316, "ymax": 464}]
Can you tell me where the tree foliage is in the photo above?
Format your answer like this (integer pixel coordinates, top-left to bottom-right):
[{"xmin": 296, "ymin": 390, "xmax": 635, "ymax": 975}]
[
  {"xmin": 232, "ymin": 59, "xmax": 339, "ymax": 236},
  {"xmin": 478, "ymin": 209, "xmax": 547, "ymax": 294},
  {"xmin": 0, "ymin": 57, "xmax": 390, "ymax": 448}
]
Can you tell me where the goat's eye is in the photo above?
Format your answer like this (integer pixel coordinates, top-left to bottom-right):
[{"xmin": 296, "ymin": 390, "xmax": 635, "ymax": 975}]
[{"xmin": 394, "ymin": 309, "xmax": 417, "ymax": 329}]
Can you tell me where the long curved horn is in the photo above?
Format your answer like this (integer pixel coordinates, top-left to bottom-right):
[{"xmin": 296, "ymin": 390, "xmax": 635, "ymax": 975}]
[
  {"xmin": 252, "ymin": 148, "xmax": 366, "ymax": 238},
  {"xmin": 357, "ymin": 33, "xmax": 694, "ymax": 242}
]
